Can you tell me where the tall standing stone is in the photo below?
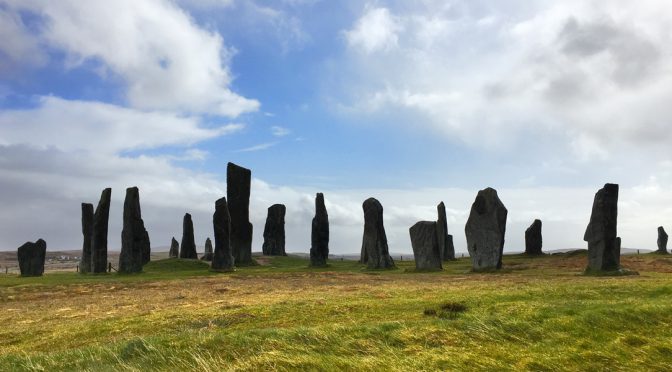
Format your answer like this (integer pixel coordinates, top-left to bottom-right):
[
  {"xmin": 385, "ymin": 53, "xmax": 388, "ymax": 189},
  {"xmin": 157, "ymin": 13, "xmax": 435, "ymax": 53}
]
[
  {"xmin": 310, "ymin": 193, "xmax": 329, "ymax": 267},
  {"xmin": 201, "ymin": 238, "xmax": 214, "ymax": 261},
  {"xmin": 525, "ymin": 219, "xmax": 543, "ymax": 255},
  {"xmin": 465, "ymin": 187, "xmax": 508, "ymax": 271},
  {"xmin": 212, "ymin": 197, "xmax": 234, "ymax": 271},
  {"xmin": 119, "ymin": 187, "xmax": 151, "ymax": 273},
  {"xmin": 437, "ymin": 202, "xmax": 455, "ymax": 261},
  {"xmin": 361, "ymin": 198, "xmax": 395, "ymax": 269},
  {"xmin": 584, "ymin": 183, "xmax": 621, "ymax": 272},
  {"xmin": 169, "ymin": 237, "xmax": 179, "ymax": 258},
  {"xmin": 180, "ymin": 213, "xmax": 197, "ymax": 259},
  {"xmin": 262, "ymin": 204, "xmax": 287, "ymax": 256},
  {"xmin": 657, "ymin": 226, "xmax": 668, "ymax": 254},
  {"xmin": 227, "ymin": 162, "xmax": 253, "ymax": 265},
  {"xmin": 80, "ymin": 203, "xmax": 94, "ymax": 274},
  {"xmin": 17, "ymin": 239, "xmax": 46, "ymax": 277},
  {"xmin": 91, "ymin": 188, "xmax": 111, "ymax": 273},
  {"xmin": 410, "ymin": 221, "xmax": 442, "ymax": 271}
]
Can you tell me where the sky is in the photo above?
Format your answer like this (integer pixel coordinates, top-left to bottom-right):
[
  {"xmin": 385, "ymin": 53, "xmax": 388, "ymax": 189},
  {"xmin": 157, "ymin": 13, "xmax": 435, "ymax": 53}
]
[{"xmin": 1, "ymin": 0, "xmax": 672, "ymax": 254}]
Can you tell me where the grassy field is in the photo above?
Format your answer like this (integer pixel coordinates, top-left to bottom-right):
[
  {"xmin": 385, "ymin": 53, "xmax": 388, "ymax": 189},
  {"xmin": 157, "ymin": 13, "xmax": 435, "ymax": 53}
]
[{"xmin": 1, "ymin": 252, "xmax": 672, "ymax": 371}]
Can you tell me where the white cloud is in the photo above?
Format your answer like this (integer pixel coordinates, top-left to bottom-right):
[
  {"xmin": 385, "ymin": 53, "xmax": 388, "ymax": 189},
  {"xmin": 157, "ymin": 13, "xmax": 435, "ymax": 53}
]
[
  {"xmin": 271, "ymin": 126, "xmax": 291, "ymax": 137},
  {"xmin": 2, "ymin": 0, "xmax": 259, "ymax": 117},
  {"xmin": 235, "ymin": 142, "xmax": 277, "ymax": 152},
  {"xmin": 0, "ymin": 96, "xmax": 243, "ymax": 154},
  {"xmin": 344, "ymin": 5, "xmax": 402, "ymax": 53},
  {"xmin": 0, "ymin": 8, "xmax": 46, "ymax": 73}
]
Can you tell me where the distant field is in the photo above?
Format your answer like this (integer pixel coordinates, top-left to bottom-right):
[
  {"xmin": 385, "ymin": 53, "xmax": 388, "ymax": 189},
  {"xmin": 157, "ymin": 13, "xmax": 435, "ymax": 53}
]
[{"xmin": 1, "ymin": 253, "xmax": 672, "ymax": 371}]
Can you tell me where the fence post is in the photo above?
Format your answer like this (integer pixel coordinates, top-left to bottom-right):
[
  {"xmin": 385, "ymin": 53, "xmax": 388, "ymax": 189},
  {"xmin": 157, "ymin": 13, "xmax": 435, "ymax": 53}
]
[{"xmin": 108, "ymin": 262, "xmax": 112, "ymax": 273}]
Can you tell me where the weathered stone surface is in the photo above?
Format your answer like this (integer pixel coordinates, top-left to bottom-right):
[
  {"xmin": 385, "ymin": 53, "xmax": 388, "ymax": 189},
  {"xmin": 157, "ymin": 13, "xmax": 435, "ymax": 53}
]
[
  {"xmin": 180, "ymin": 213, "xmax": 197, "ymax": 259},
  {"xmin": 119, "ymin": 187, "xmax": 151, "ymax": 273},
  {"xmin": 437, "ymin": 202, "xmax": 455, "ymax": 261},
  {"xmin": 201, "ymin": 238, "xmax": 213, "ymax": 261},
  {"xmin": 310, "ymin": 193, "xmax": 329, "ymax": 267},
  {"xmin": 227, "ymin": 162, "xmax": 253, "ymax": 265},
  {"xmin": 657, "ymin": 226, "xmax": 668, "ymax": 254},
  {"xmin": 91, "ymin": 188, "xmax": 111, "ymax": 273},
  {"xmin": 410, "ymin": 221, "xmax": 442, "ymax": 271},
  {"xmin": 584, "ymin": 183, "xmax": 621, "ymax": 272},
  {"xmin": 262, "ymin": 204, "xmax": 286, "ymax": 256},
  {"xmin": 525, "ymin": 219, "xmax": 543, "ymax": 255},
  {"xmin": 361, "ymin": 198, "xmax": 395, "ymax": 269},
  {"xmin": 212, "ymin": 197, "xmax": 234, "ymax": 271},
  {"xmin": 169, "ymin": 237, "xmax": 179, "ymax": 258},
  {"xmin": 17, "ymin": 239, "xmax": 46, "ymax": 277},
  {"xmin": 465, "ymin": 187, "xmax": 508, "ymax": 271},
  {"xmin": 80, "ymin": 203, "xmax": 94, "ymax": 274}
]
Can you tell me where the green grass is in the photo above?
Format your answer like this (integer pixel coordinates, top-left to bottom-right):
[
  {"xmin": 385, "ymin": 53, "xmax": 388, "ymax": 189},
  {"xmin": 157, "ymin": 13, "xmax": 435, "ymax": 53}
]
[{"xmin": 1, "ymin": 254, "xmax": 672, "ymax": 371}]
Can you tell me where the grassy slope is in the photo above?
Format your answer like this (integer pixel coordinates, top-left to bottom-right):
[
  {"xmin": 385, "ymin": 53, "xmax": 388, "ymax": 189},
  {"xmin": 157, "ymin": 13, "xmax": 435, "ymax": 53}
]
[{"xmin": 1, "ymin": 254, "xmax": 672, "ymax": 371}]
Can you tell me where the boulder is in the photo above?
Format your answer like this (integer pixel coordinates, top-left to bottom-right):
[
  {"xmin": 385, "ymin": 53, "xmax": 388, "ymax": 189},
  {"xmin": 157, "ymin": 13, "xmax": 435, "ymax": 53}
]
[
  {"xmin": 409, "ymin": 221, "xmax": 442, "ymax": 271},
  {"xmin": 180, "ymin": 213, "xmax": 197, "ymax": 259},
  {"xmin": 80, "ymin": 203, "xmax": 94, "ymax": 274},
  {"xmin": 437, "ymin": 202, "xmax": 455, "ymax": 261},
  {"xmin": 361, "ymin": 198, "xmax": 395, "ymax": 269},
  {"xmin": 525, "ymin": 219, "xmax": 543, "ymax": 255},
  {"xmin": 465, "ymin": 187, "xmax": 508, "ymax": 271},
  {"xmin": 212, "ymin": 197, "xmax": 234, "ymax": 271},
  {"xmin": 17, "ymin": 239, "xmax": 47, "ymax": 277},
  {"xmin": 657, "ymin": 226, "xmax": 668, "ymax": 254},
  {"xmin": 227, "ymin": 162, "xmax": 253, "ymax": 265},
  {"xmin": 169, "ymin": 237, "xmax": 179, "ymax": 258},
  {"xmin": 262, "ymin": 204, "xmax": 287, "ymax": 256},
  {"xmin": 201, "ymin": 238, "xmax": 214, "ymax": 261},
  {"xmin": 119, "ymin": 187, "xmax": 151, "ymax": 273},
  {"xmin": 310, "ymin": 193, "xmax": 329, "ymax": 267},
  {"xmin": 584, "ymin": 183, "xmax": 621, "ymax": 272},
  {"xmin": 91, "ymin": 188, "xmax": 111, "ymax": 273}
]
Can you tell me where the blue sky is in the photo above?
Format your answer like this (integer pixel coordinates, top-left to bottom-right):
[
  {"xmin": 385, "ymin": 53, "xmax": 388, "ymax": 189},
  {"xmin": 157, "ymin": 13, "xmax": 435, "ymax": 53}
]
[{"xmin": 1, "ymin": 0, "xmax": 672, "ymax": 253}]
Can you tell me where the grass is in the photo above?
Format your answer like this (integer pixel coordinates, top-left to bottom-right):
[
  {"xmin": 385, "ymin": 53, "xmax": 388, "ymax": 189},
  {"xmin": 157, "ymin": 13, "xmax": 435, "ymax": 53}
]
[{"xmin": 1, "ymin": 253, "xmax": 672, "ymax": 371}]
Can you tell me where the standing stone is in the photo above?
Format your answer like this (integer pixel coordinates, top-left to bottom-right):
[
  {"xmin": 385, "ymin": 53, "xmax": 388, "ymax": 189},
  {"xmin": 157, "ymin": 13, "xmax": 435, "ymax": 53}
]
[
  {"xmin": 465, "ymin": 187, "xmax": 508, "ymax": 271},
  {"xmin": 410, "ymin": 221, "xmax": 442, "ymax": 271},
  {"xmin": 310, "ymin": 193, "xmax": 329, "ymax": 267},
  {"xmin": 227, "ymin": 162, "xmax": 253, "ymax": 265},
  {"xmin": 17, "ymin": 239, "xmax": 47, "ymax": 277},
  {"xmin": 437, "ymin": 202, "xmax": 455, "ymax": 261},
  {"xmin": 169, "ymin": 237, "xmax": 179, "ymax": 258},
  {"xmin": 201, "ymin": 238, "xmax": 214, "ymax": 261},
  {"xmin": 80, "ymin": 203, "xmax": 94, "ymax": 274},
  {"xmin": 361, "ymin": 198, "xmax": 395, "ymax": 269},
  {"xmin": 119, "ymin": 187, "xmax": 151, "ymax": 273},
  {"xmin": 262, "ymin": 204, "xmax": 287, "ymax": 256},
  {"xmin": 180, "ymin": 213, "xmax": 197, "ymax": 259},
  {"xmin": 525, "ymin": 219, "xmax": 543, "ymax": 255},
  {"xmin": 584, "ymin": 183, "xmax": 621, "ymax": 272},
  {"xmin": 91, "ymin": 188, "xmax": 111, "ymax": 273},
  {"xmin": 212, "ymin": 197, "xmax": 234, "ymax": 271},
  {"xmin": 657, "ymin": 227, "xmax": 668, "ymax": 254}
]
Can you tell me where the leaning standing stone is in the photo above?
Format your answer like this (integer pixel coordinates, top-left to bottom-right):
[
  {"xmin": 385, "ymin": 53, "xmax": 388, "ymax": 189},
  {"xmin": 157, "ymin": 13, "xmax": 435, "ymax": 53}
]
[
  {"xmin": 180, "ymin": 213, "xmax": 197, "ymax": 259},
  {"xmin": 525, "ymin": 219, "xmax": 543, "ymax": 255},
  {"xmin": 212, "ymin": 197, "xmax": 234, "ymax": 271},
  {"xmin": 361, "ymin": 198, "xmax": 395, "ymax": 269},
  {"xmin": 91, "ymin": 188, "xmax": 111, "ymax": 273},
  {"xmin": 410, "ymin": 221, "xmax": 442, "ymax": 271},
  {"xmin": 657, "ymin": 227, "xmax": 668, "ymax": 254},
  {"xmin": 465, "ymin": 187, "xmax": 508, "ymax": 271},
  {"xmin": 310, "ymin": 193, "xmax": 329, "ymax": 267},
  {"xmin": 228, "ymin": 162, "xmax": 254, "ymax": 265},
  {"xmin": 262, "ymin": 204, "xmax": 287, "ymax": 256},
  {"xmin": 584, "ymin": 183, "xmax": 621, "ymax": 272},
  {"xmin": 201, "ymin": 238, "xmax": 214, "ymax": 261},
  {"xmin": 169, "ymin": 237, "xmax": 179, "ymax": 258},
  {"xmin": 119, "ymin": 187, "xmax": 151, "ymax": 273},
  {"xmin": 17, "ymin": 239, "xmax": 47, "ymax": 277},
  {"xmin": 80, "ymin": 203, "xmax": 94, "ymax": 274}
]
